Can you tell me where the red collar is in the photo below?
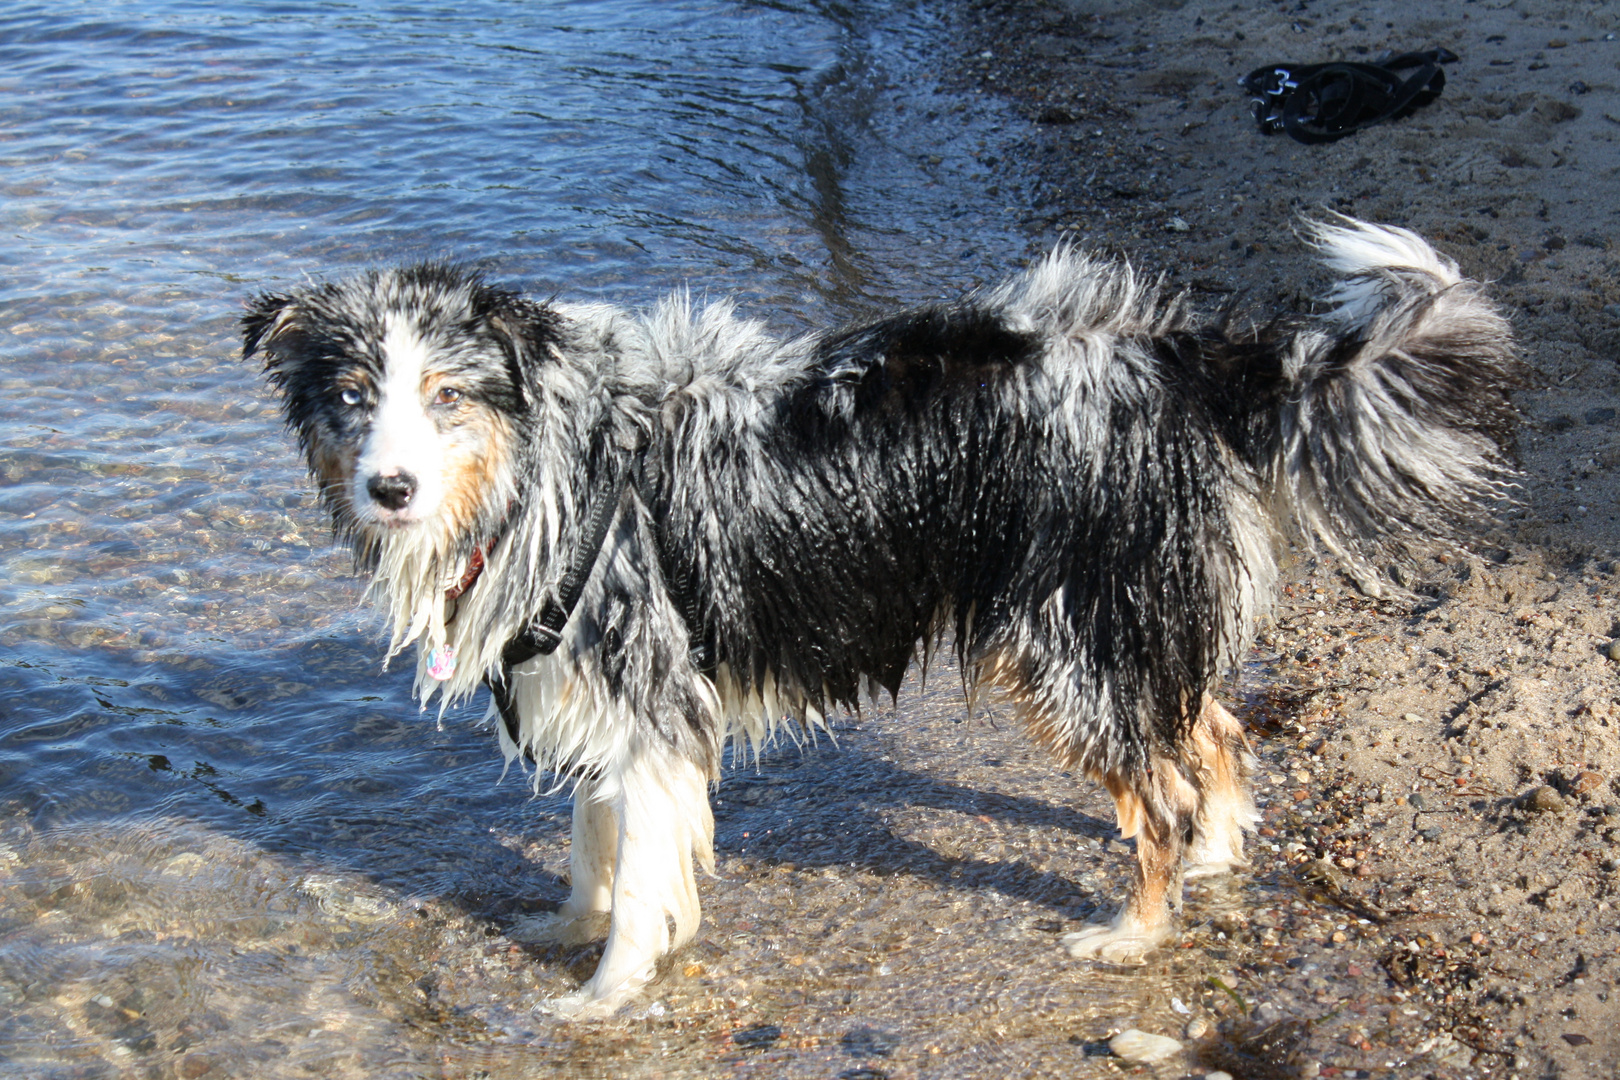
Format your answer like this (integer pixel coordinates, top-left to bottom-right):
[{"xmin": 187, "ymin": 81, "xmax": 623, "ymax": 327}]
[{"xmin": 445, "ymin": 538, "xmax": 499, "ymax": 601}]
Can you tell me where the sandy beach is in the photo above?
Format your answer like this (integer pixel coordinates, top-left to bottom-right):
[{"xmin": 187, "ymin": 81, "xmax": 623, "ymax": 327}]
[{"xmin": 943, "ymin": 0, "xmax": 1620, "ymax": 1074}]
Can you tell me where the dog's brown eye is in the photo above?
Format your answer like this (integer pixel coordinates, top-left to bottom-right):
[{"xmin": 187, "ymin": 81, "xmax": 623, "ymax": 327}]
[{"xmin": 434, "ymin": 386, "xmax": 463, "ymax": 406}]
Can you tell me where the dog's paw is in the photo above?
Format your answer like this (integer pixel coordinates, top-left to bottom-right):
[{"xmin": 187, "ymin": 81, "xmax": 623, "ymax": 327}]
[
  {"xmin": 537, "ymin": 988, "xmax": 628, "ymax": 1020},
  {"xmin": 537, "ymin": 958, "xmax": 655, "ymax": 1020},
  {"xmin": 1061, "ymin": 921, "xmax": 1173, "ymax": 965},
  {"xmin": 1182, "ymin": 856, "xmax": 1244, "ymax": 880},
  {"xmin": 509, "ymin": 910, "xmax": 611, "ymax": 947}
]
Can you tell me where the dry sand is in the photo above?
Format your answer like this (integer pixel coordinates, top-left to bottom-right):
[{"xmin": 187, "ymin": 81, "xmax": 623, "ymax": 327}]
[{"xmin": 937, "ymin": 0, "xmax": 1620, "ymax": 1075}]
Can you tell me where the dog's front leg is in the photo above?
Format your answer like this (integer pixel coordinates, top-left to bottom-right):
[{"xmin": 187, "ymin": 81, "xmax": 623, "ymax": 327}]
[
  {"xmin": 543, "ymin": 738, "xmax": 714, "ymax": 1016},
  {"xmin": 511, "ymin": 780, "xmax": 618, "ymax": 948}
]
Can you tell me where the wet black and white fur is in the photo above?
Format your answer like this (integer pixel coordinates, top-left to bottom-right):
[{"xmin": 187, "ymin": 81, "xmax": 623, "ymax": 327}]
[{"xmin": 245, "ymin": 220, "xmax": 1517, "ymax": 1014}]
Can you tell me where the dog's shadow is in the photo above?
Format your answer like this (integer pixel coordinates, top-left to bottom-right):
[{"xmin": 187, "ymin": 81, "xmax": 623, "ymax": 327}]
[
  {"xmin": 512, "ymin": 730, "xmax": 1126, "ymax": 988},
  {"xmin": 699, "ymin": 722, "xmax": 1121, "ymax": 917}
]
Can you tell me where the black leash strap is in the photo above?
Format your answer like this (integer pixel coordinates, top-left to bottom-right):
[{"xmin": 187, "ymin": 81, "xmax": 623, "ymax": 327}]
[{"xmin": 1241, "ymin": 48, "xmax": 1457, "ymax": 144}]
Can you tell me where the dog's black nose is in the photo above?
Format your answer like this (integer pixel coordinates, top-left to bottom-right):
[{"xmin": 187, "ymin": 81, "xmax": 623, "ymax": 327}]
[{"xmin": 367, "ymin": 471, "xmax": 417, "ymax": 511}]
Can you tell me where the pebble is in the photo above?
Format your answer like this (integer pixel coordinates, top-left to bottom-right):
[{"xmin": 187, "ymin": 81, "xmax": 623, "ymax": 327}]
[
  {"xmin": 1571, "ymin": 771, "xmax": 1605, "ymax": 796},
  {"xmin": 1186, "ymin": 1017, "xmax": 1212, "ymax": 1040},
  {"xmin": 1409, "ymin": 792, "xmax": 1427, "ymax": 811},
  {"xmin": 1402, "ymin": 712, "xmax": 1427, "ymax": 724},
  {"xmin": 1523, "ymin": 786, "xmax": 1567, "ymax": 813},
  {"xmin": 1606, "ymin": 639, "xmax": 1620, "ymax": 662},
  {"xmin": 160, "ymin": 852, "xmax": 208, "ymax": 876},
  {"xmin": 1206, "ymin": 1072, "xmax": 1234, "ymax": 1080},
  {"xmin": 299, "ymin": 875, "xmax": 396, "ymax": 922},
  {"xmin": 1109, "ymin": 1029, "xmax": 1183, "ymax": 1064},
  {"xmin": 179, "ymin": 1054, "xmax": 219, "ymax": 1080}
]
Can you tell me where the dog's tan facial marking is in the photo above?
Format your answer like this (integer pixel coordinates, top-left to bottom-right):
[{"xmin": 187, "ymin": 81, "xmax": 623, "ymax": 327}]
[
  {"xmin": 420, "ymin": 370, "xmax": 467, "ymax": 413},
  {"xmin": 310, "ymin": 442, "xmax": 352, "ymax": 496},
  {"xmin": 427, "ymin": 379, "xmax": 466, "ymax": 410},
  {"xmin": 438, "ymin": 403, "xmax": 514, "ymax": 539}
]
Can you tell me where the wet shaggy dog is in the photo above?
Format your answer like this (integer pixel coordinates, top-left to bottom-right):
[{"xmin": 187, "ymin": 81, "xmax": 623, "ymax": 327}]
[{"xmin": 244, "ymin": 221, "xmax": 1517, "ymax": 1014}]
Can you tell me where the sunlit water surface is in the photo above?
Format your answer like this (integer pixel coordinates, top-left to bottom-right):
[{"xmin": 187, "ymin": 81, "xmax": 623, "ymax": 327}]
[{"xmin": 0, "ymin": 3, "xmax": 1209, "ymax": 1076}]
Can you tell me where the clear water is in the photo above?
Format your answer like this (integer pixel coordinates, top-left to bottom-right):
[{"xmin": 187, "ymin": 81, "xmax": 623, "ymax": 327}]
[{"xmin": 0, "ymin": 3, "xmax": 1191, "ymax": 1075}]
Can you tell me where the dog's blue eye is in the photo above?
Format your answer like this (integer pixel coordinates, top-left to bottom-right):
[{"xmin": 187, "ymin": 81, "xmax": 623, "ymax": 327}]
[{"xmin": 340, "ymin": 388, "xmax": 363, "ymax": 407}]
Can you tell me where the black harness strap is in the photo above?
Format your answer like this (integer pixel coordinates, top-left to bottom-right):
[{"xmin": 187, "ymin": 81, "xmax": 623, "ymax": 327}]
[
  {"xmin": 531, "ymin": 469, "xmax": 629, "ymax": 658},
  {"xmin": 1241, "ymin": 48, "xmax": 1457, "ymax": 145},
  {"xmin": 487, "ymin": 451, "xmax": 629, "ymax": 742},
  {"xmin": 486, "ymin": 435, "xmax": 716, "ymax": 745},
  {"xmin": 632, "ymin": 440, "xmax": 715, "ymax": 674}
]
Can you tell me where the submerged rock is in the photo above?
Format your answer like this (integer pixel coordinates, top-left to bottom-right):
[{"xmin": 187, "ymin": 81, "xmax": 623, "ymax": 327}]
[{"xmin": 1109, "ymin": 1028, "xmax": 1182, "ymax": 1064}]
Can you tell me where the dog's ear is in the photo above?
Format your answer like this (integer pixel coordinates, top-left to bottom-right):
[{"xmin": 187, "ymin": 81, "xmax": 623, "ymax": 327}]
[
  {"xmin": 242, "ymin": 293, "xmax": 300, "ymax": 363},
  {"xmin": 483, "ymin": 292, "xmax": 563, "ymax": 369},
  {"xmin": 479, "ymin": 291, "xmax": 564, "ymax": 408}
]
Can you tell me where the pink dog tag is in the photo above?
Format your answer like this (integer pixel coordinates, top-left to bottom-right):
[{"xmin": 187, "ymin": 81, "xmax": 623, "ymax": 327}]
[{"xmin": 427, "ymin": 645, "xmax": 457, "ymax": 681}]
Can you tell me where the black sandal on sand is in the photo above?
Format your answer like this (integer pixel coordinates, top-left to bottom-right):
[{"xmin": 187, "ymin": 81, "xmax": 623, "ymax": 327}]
[{"xmin": 1240, "ymin": 48, "xmax": 1458, "ymax": 144}]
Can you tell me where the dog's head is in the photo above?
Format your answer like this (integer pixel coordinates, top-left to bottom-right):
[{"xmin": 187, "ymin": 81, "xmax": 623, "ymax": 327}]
[{"xmin": 244, "ymin": 264, "xmax": 559, "ymax": 550}]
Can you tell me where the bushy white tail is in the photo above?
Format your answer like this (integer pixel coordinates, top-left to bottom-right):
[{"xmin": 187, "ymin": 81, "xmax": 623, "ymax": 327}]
[{"xmin": 1283, "ymin": 219, "xmax": 1520, "ymax": 566}]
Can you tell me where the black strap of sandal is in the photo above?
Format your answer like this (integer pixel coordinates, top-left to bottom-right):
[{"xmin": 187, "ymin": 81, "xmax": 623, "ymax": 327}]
[{"xmin": 1240, "ymin": 48, "xmax": 1457, "ymax": 144}]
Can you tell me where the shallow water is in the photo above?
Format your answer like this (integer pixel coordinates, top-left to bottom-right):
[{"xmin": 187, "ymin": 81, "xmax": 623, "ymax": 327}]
[{"xmin": 0, "ymin": 2, "xmax": 1203, "ymax": 1075}]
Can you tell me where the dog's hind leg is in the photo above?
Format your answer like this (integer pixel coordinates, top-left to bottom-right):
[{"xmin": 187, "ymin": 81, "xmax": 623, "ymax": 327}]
[
  {"xmin": 544, "ymin": 738, "xmax": 714, "ymax": 1015},
  {"xmin": 1062, "ymin": 764, "xmax": 1197, "ymax": 965},
  {"xmin": 1184, "ymin": 698, "xmax": 1259, "ymax": 879}
]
